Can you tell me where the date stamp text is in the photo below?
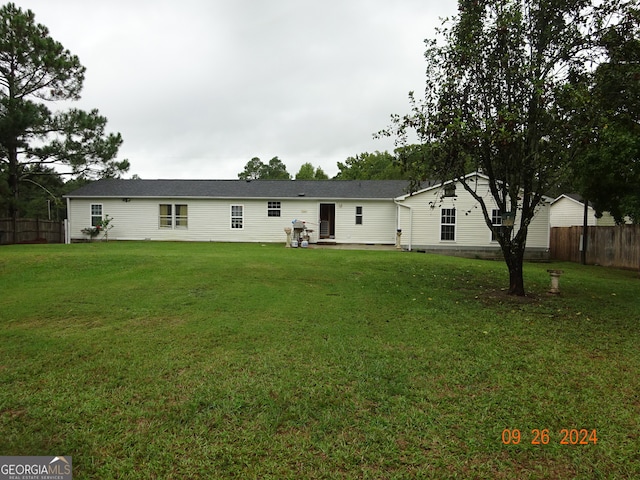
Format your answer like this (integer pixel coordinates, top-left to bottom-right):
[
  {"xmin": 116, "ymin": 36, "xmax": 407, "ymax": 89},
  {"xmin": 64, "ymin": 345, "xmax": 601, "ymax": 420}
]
[{"xmin": 501, "ymin": 429, "xmax": 597, "ymax": 445}]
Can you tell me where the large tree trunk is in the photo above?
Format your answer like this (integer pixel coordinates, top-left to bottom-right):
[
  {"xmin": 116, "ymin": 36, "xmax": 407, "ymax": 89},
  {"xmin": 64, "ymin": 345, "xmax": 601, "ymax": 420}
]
[
  {"xmin": 8, "ymin": 144, "xmax": 19, "ymax": 244},
  {"xmin": 5, "ymin": 90, "xmax": 21, "ymax": 244},
  {"xmin": 501, "ymin": 240, "xmax": 526, "ymax": 296}
]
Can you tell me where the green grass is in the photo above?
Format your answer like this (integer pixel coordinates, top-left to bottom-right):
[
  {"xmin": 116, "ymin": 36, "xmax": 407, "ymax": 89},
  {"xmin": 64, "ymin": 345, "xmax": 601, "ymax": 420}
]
[{"xmin": 0, "ymin": 242, "xmax": 638, "ymax": 479}]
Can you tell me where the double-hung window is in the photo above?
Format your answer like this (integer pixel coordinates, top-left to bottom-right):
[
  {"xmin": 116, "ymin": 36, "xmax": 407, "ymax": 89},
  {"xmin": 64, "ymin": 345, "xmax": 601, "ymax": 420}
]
[
  {"xmin": 440, "ymin": 208, "xmax": 456, "ymax": 241},
  {"xmin": 159, "ymin": 204, "xmax": 188, "ymax": 228},
  {"xmin": 231, "ymin": 205, "xmax": 243, "ymax": 229},
  {"xmin": 355, "ymin": 206, "xmax": 363, "ymax": 225},
  {"xmin": 491, "ymin": 209, "xmax": 502, "ymax": 241},
  {"xmin": 267, "ymin": 201, "xmax": 281, "ymax": 217},
  {"xmin": 175, "ymin": 204, "xmax": 188, "ymax": 228},
  {"xmin": 90, "ymin": 204, "xmax": 103, "ymax": 226},
  {"xmin": 159, "ymin": 204, "xmax": 173, "ymax": 228}
]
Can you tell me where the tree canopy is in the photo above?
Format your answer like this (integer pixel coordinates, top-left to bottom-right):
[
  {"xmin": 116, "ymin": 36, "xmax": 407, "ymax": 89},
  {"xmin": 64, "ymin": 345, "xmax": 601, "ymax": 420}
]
[
  {"xmin": 295, "ymin": 162, "xmax": 329, "ymax": 180},
  {"xmin": 0, "ymin": 3, "xmax": 128, "ymax": 223},
  {"xmin": 380, "ymin": 0, "xmax": 634, "ymax": 295},
  {"xmin": 569, "ymin": 5, "xmax": 640, "ymax": 223},
  {"xmin": 334, "ymin": 151, "xmax": 407, "ymax": 180},
  {"xmin": 7, "ymin": 165, "xmax": 64, "ymax": 219},
  {"xmin": 237, "ymin": 156, "xmax": 291, "ymax": 180}
]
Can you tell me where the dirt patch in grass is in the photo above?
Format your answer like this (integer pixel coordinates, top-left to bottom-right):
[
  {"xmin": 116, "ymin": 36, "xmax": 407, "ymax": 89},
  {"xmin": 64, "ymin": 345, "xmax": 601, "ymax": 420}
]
[
  {"xmin": 1, "ymin": 409, "xmax": 27, "ymax": 419},
  {"xmin": 474, "ymin": 288, "xmax": 546, "ymax": 306}
]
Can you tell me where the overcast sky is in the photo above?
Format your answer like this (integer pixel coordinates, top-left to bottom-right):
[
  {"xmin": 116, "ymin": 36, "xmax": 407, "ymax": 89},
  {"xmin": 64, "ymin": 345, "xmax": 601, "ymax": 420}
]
[{"xmin": 13, "ymin": 0, "xmax": 458, "ymax": 179}]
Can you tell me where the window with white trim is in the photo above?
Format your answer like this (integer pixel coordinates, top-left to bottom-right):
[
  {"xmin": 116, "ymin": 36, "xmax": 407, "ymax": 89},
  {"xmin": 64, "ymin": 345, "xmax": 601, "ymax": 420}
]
[
  {"xmin": 159, "ymin": 204, "xmax": 188, "ymax": 228},
  {"xmin": 175, "ymin": 204, "xmax": 188, "ymax": 228},
  {"xmin": 159, "ymin": 204, "xmax": 172, "ymax": 228},
  {"xmin": 355, "ymin": 206, "xmax": 363, "ymax": 225},
  {"xmin": 267, "ymin": 201, "xmax": 281, "ymax": 217},
  {"xmin": 231, "ymin": 205, "xmax": 243, "ymax": 229},
  {"xmin": 491, "ymin": 209, "xmax": 502, "ymax": 241},
  {"xmin": 90, "ymin": 204, "xmax": 103, "ymax": 226},
  {"xmin": 440, "ymin": 208, "xmax": 456, "ymax": 241}
]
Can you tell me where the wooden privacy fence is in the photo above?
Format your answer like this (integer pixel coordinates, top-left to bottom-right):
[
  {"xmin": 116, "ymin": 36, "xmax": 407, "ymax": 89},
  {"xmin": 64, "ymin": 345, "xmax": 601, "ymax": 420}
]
[
  {"xmin": 550, "ymin": 225, "xmax": 640, "ymax": 270},
  {"xmin": 0, "ymin": 218, "xmax": 65, "ymax": 245}
]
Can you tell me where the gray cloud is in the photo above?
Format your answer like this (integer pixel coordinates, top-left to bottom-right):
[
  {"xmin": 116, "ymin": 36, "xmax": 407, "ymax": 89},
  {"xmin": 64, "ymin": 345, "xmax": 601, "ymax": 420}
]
[{"xmin": 14, "ymin": 0, "xmax": 457, "ymax": 179}]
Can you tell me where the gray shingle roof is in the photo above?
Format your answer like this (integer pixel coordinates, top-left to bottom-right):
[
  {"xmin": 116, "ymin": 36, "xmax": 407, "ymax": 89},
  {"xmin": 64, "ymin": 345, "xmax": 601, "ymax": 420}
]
[{"xmin": 64, "ymin": 179, "xmax": 414, "ymax": 200}]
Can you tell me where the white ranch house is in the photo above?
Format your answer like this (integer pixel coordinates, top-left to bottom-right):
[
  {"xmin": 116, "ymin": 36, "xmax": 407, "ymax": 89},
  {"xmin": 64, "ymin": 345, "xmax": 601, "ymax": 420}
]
[{"xmin": 64, "ymin": 174, "xmax": 551, "ymax": 259}]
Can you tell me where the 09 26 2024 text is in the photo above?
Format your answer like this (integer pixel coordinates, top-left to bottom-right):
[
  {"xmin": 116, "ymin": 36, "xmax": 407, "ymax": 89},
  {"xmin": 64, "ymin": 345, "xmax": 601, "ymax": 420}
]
[{"xmin": 501, "ymin": 428, "xmax": 597, "ymax": 445}]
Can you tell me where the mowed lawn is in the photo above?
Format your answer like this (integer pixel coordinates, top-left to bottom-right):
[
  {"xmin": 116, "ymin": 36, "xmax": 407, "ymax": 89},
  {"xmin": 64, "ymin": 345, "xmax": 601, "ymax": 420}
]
[{"xmin": 0, "ymin": 242, "xmax": 638, "ymax": 479}]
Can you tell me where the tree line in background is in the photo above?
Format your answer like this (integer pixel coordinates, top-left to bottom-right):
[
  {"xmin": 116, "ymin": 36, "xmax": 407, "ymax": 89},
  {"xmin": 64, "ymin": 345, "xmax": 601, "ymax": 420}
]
[{"xmin": 235, "ymin": 151, "xmax": 412, "ymax": 181}]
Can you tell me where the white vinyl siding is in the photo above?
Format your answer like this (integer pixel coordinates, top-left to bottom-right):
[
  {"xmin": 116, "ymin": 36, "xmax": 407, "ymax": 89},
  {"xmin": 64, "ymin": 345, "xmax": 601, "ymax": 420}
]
[
  {"xmin": 397, "ymin": 175, "xmax": 550, "ymax": 250},
  {"xmin": 333, "ymin": 200, "xmax": 397, "ymax": 244},
  {"xmin": 550, "ymin": 196, "xmax": 624, "ymax": 227},
  {"xmin": 68, "ymin": 198, "xmax": 397, "ymax": 244},
  {"xmin": 550, "ymin": 197, "xmax": 595, "ymax": 227},
  {"xmin": 550, "ymin": 196, "xmax": 603, "ymax": 227}
]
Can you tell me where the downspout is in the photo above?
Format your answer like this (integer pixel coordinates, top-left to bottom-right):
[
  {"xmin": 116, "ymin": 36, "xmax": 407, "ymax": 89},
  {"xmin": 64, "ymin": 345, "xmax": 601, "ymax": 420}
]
[
  {"xmin": 65, "ymin": 197, "xmax": 71, "ymax": 244},
  {"xmin": 395, "ymin": 201, "xmax": 412, "ymax": 251}
]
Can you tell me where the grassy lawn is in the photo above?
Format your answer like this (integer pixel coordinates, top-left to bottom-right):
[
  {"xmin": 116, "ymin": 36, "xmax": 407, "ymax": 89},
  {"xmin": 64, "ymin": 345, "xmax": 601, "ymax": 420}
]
[{"xmin": 0, "ymin": 242, "xmax": 638, "ymax": 479}]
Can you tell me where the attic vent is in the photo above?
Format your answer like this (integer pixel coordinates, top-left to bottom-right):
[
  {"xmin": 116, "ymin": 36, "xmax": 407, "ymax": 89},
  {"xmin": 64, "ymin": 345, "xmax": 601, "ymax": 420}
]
[
  {"xmin": 443, "ymin": 184, "xmax": 457, "ymax": 197},
  {"xmin": 298, "ymin": 192, "xmax": 305, "ymax": 196}
]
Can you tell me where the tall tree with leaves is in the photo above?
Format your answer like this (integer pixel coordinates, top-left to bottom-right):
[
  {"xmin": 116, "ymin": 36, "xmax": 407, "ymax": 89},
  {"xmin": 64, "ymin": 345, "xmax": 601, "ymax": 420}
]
[
  {"xmin": 262, "ymin": 156, "xmax": 291, "ymax": 179},
  {"xmin": 295, "ymin": 162, "xmax": 315, "ymax": 180},
  {"xmin": 295, "ymin": 162, "xmax": 329, "ymax": 180},
  {"xmin": 571, "ymin": 6, "xmax": 640, "ymax": 224},
  {"xmin": 334, "ymin": 151, "xmax": 407, "ymax": 180},
  {"xmin": 0, "ymin": 3, "xmax": 128, "ymax": 232},
  {"xmin": 381, "ymin": 0, "xmax": 631, "ymax": 295},
  {"xmin": 237, "ymin": 157, "xmax": 265, "ymax": 180},
  {"xmin": 314, "ymin": 166, "xmax": 329, "ymax": 179},
  {"xmin": 237, "ymin": 156, "xmax": 291, "ymax": 180}
]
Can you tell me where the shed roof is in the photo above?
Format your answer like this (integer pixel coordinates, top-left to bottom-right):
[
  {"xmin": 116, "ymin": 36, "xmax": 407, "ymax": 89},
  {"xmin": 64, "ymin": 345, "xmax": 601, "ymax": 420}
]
[{"xmin": 64, "ymin": 179, "xmax": 413, "ymax": 200}]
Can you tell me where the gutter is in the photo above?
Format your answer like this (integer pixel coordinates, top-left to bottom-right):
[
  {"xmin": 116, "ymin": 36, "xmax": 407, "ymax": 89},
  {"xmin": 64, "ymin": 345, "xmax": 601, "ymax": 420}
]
[
  {"xmin": 394, "ymin": 200, "xmax": 412, "ymax": 251},
  {"xmin": 62, "ymin": 195, "xmax": 394, "ymax": 201}
]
